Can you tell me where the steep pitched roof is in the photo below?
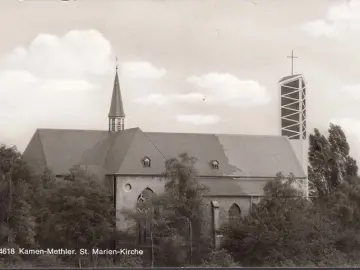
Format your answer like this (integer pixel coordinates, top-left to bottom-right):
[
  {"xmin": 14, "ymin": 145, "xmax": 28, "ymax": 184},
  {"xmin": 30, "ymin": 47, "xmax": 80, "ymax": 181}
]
[
  {"xmin": 23, "ymin": 128, "xmax": 306, "ymax": 179},
  {"xmin": 23, "ymin": 129, "xmax": 112, "ymax": 178},
  {"xmin": 144, "ymin": 132, "xmax": 305, "ymax": 178},
  {"xmin": 108, "ymin": 70, "xmax": 125, "ymax": 117}
]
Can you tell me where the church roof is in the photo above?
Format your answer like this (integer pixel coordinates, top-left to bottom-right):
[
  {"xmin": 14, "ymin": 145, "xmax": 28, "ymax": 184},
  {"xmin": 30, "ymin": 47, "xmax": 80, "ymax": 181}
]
[
  {"xmin": 23, "ymin": 127, "xmax": 306, "ymax": 180},
  {"xmin": 278, "ymin": 74, "xmax": 303, "ymax": 83},
  {"xmin": 108, "ymin": 70, "xmax": 125, "ymax": 117}
]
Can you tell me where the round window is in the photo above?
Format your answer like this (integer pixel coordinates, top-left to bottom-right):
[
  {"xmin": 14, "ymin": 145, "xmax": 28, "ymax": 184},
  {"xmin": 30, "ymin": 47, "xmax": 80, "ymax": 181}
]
[{"xmin": 124, "ymin": 183, "xmax": 132, "ymax": 192}]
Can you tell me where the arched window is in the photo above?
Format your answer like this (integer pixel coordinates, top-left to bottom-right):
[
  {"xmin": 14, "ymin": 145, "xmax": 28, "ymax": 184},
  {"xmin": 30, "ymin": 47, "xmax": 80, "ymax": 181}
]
[
  {"xmin": 228, "ymin": 203, "xmax": 241, "ymax": 226},
  {"xmin": 138, "ymin": 187, "xmax": 154, "ymax": 202},
  {"xmin": 137, "ymin": 188, "xmax": 155, "ymax": 243}
]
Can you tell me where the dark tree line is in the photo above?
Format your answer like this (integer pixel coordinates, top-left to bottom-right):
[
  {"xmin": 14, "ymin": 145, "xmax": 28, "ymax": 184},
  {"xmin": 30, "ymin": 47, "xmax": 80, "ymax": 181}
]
[
  {"xmin": 1, "ymin": 123, "xmax": 360, "ymax": 267},
  {"xmin": 221, "ymin": 123, "xmax": 360, "ymax": 267}
]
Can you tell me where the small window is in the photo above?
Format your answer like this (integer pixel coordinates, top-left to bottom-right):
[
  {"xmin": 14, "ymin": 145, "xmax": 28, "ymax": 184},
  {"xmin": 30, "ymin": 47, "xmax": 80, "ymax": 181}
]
[
  {"xmin": 142, "ymin": 157, "xmax": 151, "ymax": 168},
  {"xmin": 124, "ymin": 183, "xmax": 132, "ymax": 192},
  {"xmin": 211, "ymin": 160, "xmax": 219, "ymax": 169}
]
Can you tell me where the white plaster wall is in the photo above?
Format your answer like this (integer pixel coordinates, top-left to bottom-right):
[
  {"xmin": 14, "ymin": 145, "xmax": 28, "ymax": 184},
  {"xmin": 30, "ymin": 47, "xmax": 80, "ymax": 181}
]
[
  {"xmin": 114, "ymin": 176, "xmax": 268, "ymax": 231},
  {"xmin": 115, "ymin": 175, "xmax": 165, "ymax": 230},
  {"xmin": 290, "ymin": 139, "xmax": 309, "ymax": 196}
]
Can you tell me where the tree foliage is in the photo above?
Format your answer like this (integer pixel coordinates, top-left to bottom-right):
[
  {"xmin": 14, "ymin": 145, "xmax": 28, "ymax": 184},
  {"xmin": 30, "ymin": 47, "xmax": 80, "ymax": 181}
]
[
  {"xmin": 122, "ymin": 153, "xmax": 212, "ymax": 267},
  {"xmin": 0, "ymin": 145, "xmax": 117, "ymax": 267},
  {"xmin": 36, "ymin": 166, "xmax": 115, "ymax": 267},
  {"xmin": 0, "ymin": 145, "xmax": 36, "ymax": 265},
  {"xmin": 308, "ymin": 124, "xmax": 358, "ymax": 199},
  {"xmin": 222, "ymin": 124, "xmax": 360, "ymax": 267},
  {"xmin": 222, "ymin": 173, "xmax": 340, "ymax": 266}
]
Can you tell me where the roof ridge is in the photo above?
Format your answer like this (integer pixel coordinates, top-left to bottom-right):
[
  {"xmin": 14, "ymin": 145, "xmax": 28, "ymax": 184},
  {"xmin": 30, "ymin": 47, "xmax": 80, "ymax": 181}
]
[
  {"xmin": 145, "ymin": 131, "xmax": 285, "ymax": 138},
  {"xmin": 36, "ymin": 127, "xmax": 140, "ymax": 132},
  {"xmin": 142, "ymin": 132, "xmax": 167, "ymax": 161},
  {"xmin": 37, "ymin": 128, "xmax": 107, "ymax": 132}
]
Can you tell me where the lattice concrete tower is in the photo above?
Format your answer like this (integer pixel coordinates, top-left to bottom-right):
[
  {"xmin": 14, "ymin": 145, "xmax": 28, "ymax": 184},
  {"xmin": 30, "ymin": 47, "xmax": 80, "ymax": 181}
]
[{"xmin": 278, "ymin": 73, "xmax": 309, "ymax": 197}]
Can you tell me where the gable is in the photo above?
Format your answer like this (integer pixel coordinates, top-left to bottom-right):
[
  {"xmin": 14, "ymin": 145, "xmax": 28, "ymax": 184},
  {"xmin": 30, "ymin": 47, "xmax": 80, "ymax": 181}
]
[{"xmin": 114, "ymin": 130, "xmax": 167, "ymax": 175}]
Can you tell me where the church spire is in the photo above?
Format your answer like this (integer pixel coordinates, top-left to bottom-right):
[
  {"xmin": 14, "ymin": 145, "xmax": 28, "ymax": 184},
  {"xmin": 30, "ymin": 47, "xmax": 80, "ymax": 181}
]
[{"xmin": 108, "ymin": 60, "xmax": 125, "ymax": 132}]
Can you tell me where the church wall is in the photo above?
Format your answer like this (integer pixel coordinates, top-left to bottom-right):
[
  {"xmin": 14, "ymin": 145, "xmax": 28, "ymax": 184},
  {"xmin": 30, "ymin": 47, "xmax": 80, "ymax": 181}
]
[
  {"xmin": 201, "ymin": 195, "xmax": 262, "ymax": 245},
  {"xmin": 113, "ymin": 174, "xmax": 303, "ymax": 233},
  {"xmin": 115, "ymin": 175, "xmax": 165, "ymax": 230},
  {"xmin": 203, "ymin": 196, "xmax": 254, "ymax": 225},
  {"xmin": 289, "ymin": 140, "xmax": 309, "ymax": 196},
  {"xmin": 113, "ymin": 175, "xmax": 270, "ymax": 231}
]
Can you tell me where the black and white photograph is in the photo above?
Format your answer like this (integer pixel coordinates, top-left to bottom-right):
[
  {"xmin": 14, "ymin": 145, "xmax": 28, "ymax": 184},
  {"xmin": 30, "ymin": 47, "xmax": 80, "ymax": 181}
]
[{"xmin": 0, "ymin": 0, "xmax": 360, "ymax": 268}]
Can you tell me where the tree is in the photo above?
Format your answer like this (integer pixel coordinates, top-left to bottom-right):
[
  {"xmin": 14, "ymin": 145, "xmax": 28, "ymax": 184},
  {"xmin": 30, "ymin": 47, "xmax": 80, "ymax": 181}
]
[
  {"xmin": 308, "ymin": 128, "xmax": 331, "ymax": 198},
  {"xmin": 36, "ymin": 166, "xmax": 114, "ymax": 267},
  {"xmin": 122, "ymin": 153, "xmax": 211, "ymax": 267},
  {"xmin": 222, "ymin": 173, "xmax": 340, "ymax": 267},
  {"xmin": 0, "ymin": 145, "xmax": 36, "ymax": 266},
  {"xmin": 308, "ymin": 124, "xmax": 358, "ymax": 199}
]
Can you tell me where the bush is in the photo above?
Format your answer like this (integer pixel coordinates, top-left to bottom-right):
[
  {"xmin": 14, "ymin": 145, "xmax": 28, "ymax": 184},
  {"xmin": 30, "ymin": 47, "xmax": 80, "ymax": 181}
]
[{"xmin": 201, "ymin": 249, "xmax": 238, "ymax": 267}]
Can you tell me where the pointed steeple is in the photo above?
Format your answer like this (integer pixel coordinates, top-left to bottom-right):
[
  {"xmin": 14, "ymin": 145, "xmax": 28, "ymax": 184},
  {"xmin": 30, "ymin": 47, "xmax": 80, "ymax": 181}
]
[
  {"xmin": 108, "ymin": 63, "xmax": 125, "ymax": 132},
  {"xmin": 109, "ymin": 68, "xmax": 125, "ymax": 118}
]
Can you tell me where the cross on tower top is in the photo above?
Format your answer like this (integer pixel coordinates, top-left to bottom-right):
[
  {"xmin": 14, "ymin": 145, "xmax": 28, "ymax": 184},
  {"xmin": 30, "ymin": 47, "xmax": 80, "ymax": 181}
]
[
  {"xmin": 287, "ymin": 50, "xmax": 298, "ymax": 76},
  {"xmin": 116, "ymin": 56, "xmax": 118, "ymax": 71}
]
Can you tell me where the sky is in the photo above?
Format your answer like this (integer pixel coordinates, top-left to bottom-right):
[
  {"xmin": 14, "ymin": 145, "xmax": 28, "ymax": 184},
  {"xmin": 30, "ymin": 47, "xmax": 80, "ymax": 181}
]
[{"xmin": 1, "ymin": 0, "xmax": 360, "ymax": 161}]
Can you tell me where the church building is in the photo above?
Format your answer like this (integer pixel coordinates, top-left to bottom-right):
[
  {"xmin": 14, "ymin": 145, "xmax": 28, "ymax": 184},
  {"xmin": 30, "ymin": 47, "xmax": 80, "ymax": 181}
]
[{"xmin": 22, "ymin": 65, "xmax": 308, "ymax": 242}]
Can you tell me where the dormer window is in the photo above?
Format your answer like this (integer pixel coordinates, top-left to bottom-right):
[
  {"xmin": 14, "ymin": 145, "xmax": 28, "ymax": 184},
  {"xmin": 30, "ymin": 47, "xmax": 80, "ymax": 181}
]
[
  {"xmin": 142, "ymin": 157, "xmax": 151, "ymax": 168},
  {"xmin": 211, "ymin": 160, "xmax": 219, "ymax": 169}
]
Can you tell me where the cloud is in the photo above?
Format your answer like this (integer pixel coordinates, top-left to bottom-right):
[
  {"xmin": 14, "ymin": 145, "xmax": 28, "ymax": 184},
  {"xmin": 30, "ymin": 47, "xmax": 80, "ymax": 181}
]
[
  {"xmin": 186, "ymin": 73, "xmax": 270, "ymax": 106},
  {"xmin": 176, "ymin": 114, "xmax": 220, "ymax": 125},
  {"xmin": 135, "ymin": 94, "xmax": 169, "ymax": 105},
  {"xmin": 39, "ymin": 79, "xmax": 96, "ymax": 92},
  {"xmin": 186, "ymin": 73, "xmax": 269, "ymax": 106},
  {"xmin": 172, "ymin": 93, "xmax": 204, "ymax": 103},
  {"xmin": 330, "ymin": 118, "xmax": 360, "ymax": 162},
  {"xmin": 0, "ymin": 70, "xmax": 95, "ymax": 93},
  {"xmin": 302, "ymin": 0, "xmax": 360, "ymax": 38},
  {"xmin": 0, "ymin": 70, "xmax": 38, "ymax": 85},
  {"xmin": 6, "ymin": 29, "xmax": 113, "ymax": 76},
  {"xmin": 0, "ymin": 29, "xmax": 111, "ymax": 149},
  {"xmin": 135, "ymin": 73, "xmax": 269, "ymax": 106},
  {"xmin": 121, "ymin": 61, "xmax": 166, "ymax": 79},
  {"xmin": 135, "ymin": 92, "xmax": 204, "ymax": 105},
  {"xmin": 340, "ymin": 84, "xmax": 360, "ymax": 99},
  {"xmin": 330, "ymin": 118, "xmax": 360, "ymax": 137}
]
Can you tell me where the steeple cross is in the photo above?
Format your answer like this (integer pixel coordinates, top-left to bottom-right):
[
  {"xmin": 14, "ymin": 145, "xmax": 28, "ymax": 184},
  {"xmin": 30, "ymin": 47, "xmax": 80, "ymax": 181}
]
[
  {"xmin": 287, "ymin": 50, "xmax": 298, "ymax": 76},
  {"xmin": 116, "ymin": 56, "xmax": 118, "ymax": 71}
]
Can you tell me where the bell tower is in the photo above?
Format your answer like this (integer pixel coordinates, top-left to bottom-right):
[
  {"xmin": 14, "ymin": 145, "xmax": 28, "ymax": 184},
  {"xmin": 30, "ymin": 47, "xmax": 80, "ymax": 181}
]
[
  {"xmin": 279, "ymin": 50, "xmax": 308, "ymax": 197},
  {"xmin": 108, "ymin": 63, "xmax": 125, "ymax": 132}
]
